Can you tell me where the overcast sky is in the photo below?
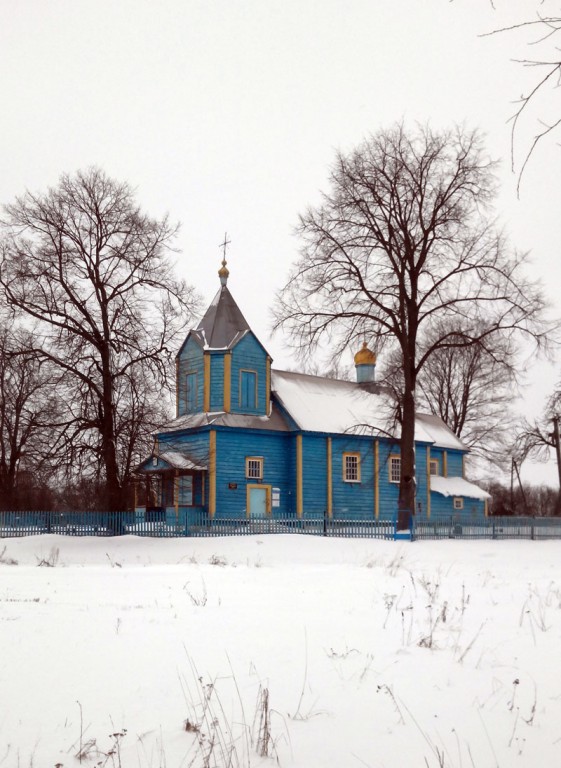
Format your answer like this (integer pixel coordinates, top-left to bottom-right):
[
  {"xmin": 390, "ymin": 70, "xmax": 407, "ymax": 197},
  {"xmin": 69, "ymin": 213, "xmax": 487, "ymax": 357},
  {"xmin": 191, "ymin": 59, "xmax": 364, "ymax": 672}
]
[{"xmin": 1, "ymin": 0, "xmax": 560, "ymax": 484}]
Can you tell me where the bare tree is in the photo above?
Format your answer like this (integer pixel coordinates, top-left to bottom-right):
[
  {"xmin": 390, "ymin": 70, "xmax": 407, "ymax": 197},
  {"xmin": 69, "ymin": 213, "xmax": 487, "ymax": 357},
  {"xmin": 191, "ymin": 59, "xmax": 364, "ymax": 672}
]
[
  {"xmin": 0, "ymin": 320, "xmax": 65, "ymax": 509},
  {"xmin": 381, "ymin": 322, "xmax": 518, "ymax": 468},
  {"xmin": 0, "ymin": 168, "xmax": 198, "ymax": 510},
  {"xmin": 275, "ymin": 124, "xmax": 550, "ymax": 526},
  {"xmin": 478, "ymin": 3, "xmax": 561, "ymax": 187},
  {"xmin": 515, "ymin": 388, "xmax": 561, "ymax": 513}
]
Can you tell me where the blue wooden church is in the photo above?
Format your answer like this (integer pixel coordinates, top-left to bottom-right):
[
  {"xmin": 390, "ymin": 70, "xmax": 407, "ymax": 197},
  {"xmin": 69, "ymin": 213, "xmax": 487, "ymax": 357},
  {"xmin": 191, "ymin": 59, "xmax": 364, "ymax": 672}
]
[{"xmin": 136, "ymin": 259, "xmax": 489, "ymax": 524}]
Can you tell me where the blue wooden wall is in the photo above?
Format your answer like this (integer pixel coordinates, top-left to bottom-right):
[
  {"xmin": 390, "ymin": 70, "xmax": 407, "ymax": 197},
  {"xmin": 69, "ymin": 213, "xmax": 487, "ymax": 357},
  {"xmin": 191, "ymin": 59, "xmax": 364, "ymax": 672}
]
[
  {"xmin": 330, "ymin": 435, "xmax": 374, "ymax": 517},
  {"xmin": 214, "ymin": 428, "xmax": 291, "ymax": 516},
  {"xmin": 446, "ymin": 449, "xmax": 464, "ymax": 477},
  {"xmin": 209, "ymin": 353, "xmax": 225, "ymax": 411},
  {"xmin": 230, "ymin": 333, "xmax": 268, "ymax": 416},
  {"xmin": 176, "ymin": 336, "xmax": 204, "ymax": 416}
]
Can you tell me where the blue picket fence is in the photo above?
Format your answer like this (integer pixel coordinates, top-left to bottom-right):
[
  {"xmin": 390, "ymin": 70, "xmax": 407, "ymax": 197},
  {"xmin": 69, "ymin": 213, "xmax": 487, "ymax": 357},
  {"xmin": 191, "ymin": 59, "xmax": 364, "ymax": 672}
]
[
  {"xmin": 412, "ymin": 514, "xmax": 561, "ymax": 540},
  {"xmin": 0, "ymin": 509, "xmax": 402, "ymax": 539},
  {"xmin": 1, "ymin": 510, "xmax": 561, "ymax": 541}
]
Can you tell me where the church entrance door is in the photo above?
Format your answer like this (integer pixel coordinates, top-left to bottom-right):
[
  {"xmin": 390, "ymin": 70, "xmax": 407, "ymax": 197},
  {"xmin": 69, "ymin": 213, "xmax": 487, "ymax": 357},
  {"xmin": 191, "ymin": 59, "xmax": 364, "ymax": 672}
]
[{"xmin": 247, "ymin": 485, "xmax": 271, "ymax": 517}]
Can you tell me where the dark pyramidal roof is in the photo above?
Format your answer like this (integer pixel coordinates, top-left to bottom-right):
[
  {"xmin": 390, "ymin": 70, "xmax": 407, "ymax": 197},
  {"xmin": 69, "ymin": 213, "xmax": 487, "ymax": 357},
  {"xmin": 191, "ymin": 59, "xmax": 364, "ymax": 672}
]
[{"xmin": 192, "ymin": 284, "xmax": 251, "ymax": 349}]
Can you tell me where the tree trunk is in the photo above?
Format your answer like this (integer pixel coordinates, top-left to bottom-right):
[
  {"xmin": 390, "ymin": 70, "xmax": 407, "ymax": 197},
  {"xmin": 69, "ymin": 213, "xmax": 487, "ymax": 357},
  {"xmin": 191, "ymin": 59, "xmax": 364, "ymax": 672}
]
[
  {"xmin": 553, "ymin": 417, "xmax": 561, "ymax": 517},
  {"xmin": 398, "ymin": 378, "xmax": 416, "ymax": 530},
  {"xmin": 100, "ymin": 346, "xmax": 123, "ymax": 512}
]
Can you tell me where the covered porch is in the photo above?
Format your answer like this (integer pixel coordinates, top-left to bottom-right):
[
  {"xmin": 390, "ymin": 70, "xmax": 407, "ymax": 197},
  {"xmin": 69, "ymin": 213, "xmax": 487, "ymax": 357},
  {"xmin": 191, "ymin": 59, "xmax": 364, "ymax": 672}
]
[{"xmin": 134, "ymin": 450, "xmax": 207, "ymax": 527}]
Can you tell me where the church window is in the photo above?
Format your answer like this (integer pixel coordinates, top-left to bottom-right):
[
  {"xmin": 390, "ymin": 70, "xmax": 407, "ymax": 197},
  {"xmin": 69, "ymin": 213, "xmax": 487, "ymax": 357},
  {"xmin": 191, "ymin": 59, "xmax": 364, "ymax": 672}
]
[
  {"xmin": 429, "ymin": 459, "xmax": 439, "ymax": 476},
  {"xmin": 186, "ymin": 372, "xmax": 198, "ymax": 411},
  {"xmin": 453, "ymin": 497, "xmax": 464, "ymax": 510},
  {"xmin": 246, "ymin": 457, "xmax": 263, "ymax": 480},
  {"xmin": 240, "ymin": 370, "xmax": 257, "ymax": 409},
  {"xmin": 389, "ymin": 455, "xmax": 401, "ymax": 484},
  {"xmin": 178, "ymin": 475, "xmax": 193, "ymax": 505},
  {"xmin": 343, "ymin": 453, "xmax": 361, "ymax": 482}
]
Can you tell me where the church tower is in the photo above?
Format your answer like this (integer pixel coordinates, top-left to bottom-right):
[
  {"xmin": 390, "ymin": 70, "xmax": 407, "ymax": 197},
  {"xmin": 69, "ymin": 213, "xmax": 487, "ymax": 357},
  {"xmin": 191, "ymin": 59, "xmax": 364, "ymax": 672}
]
[{"xmin": 175, "ymin": 250, "xmax": 272, "ymax": 418}]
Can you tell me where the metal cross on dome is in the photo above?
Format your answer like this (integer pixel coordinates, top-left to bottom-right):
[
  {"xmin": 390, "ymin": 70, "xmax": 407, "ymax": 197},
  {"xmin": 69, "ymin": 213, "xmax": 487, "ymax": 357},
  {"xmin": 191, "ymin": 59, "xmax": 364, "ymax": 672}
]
[{"xmin": 219, "ymin": 232, "xmax": 231, "ymax": 262}]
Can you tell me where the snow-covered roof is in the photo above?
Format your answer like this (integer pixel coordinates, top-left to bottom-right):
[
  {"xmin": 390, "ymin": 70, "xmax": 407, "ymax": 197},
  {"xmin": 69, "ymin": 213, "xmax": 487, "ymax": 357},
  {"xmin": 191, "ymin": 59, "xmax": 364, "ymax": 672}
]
[
  {"xmin": 272, "ymin": 369, "xmax": 394, "ymax": 435},
  {"xmin": 136, "ymin": 451, "xmax": 207, "ymax": 473},
  {"xmin": 271, "ymin": 369, "xmax": 467, "ymax": 449},
  {"xmin": 415, "ymin": 413, "xmax": 466, "ymax": 451},
  {"xmin": 430, "ymin": 476, "xmax": 490, "ymax": 500}
]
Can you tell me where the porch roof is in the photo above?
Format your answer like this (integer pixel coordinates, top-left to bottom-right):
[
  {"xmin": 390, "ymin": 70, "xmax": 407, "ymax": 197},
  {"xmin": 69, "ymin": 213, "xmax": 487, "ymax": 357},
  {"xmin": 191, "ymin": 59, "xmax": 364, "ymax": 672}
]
[{"xmin": 136, "ymin": 451, "xmax": 207, "ymax": 473}]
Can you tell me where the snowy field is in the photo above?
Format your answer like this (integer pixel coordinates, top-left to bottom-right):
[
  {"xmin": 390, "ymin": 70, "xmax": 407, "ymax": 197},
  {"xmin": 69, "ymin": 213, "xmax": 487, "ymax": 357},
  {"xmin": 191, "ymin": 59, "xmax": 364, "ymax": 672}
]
[{"xmin": 1, "ymin": 535, "xmax": 560, "ymax": 767}]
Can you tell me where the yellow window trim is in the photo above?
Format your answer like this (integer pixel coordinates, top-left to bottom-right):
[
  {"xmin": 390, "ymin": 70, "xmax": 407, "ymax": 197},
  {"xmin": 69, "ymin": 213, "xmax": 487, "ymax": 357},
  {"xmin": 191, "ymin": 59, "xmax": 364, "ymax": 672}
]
[
  {"xmin": 343, "ymin": 452, "xmax": 361, "ymax": 483},
  {"xmin": 245, "ymin": 456, "xmax": 264, "ymax": 479},
  {"xmin": 429, "ymin": 459, "xmax": 439, "ymax": 476},
  {"xmin": 239, "ymin": 368, "xmax": 258, "ymax": 408}
]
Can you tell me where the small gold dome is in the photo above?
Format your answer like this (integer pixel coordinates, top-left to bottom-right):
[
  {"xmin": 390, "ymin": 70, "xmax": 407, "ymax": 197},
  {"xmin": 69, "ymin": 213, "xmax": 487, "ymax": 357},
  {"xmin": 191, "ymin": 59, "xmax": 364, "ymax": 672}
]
[
  {"xmin": 218, "ymin": 258, "xmax": 229, "ymax": 285},
  {"xmin": 354, "ymin": 342, "xmax": 376, "ymax": 366}
]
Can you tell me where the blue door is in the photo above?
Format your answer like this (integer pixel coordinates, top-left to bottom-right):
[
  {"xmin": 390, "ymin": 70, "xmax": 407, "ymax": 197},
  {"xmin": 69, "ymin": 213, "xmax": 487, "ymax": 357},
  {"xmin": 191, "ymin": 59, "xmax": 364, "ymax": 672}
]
[{"xmin": 248, "ymin": 486, "xmax": 268, "ymax": 516}]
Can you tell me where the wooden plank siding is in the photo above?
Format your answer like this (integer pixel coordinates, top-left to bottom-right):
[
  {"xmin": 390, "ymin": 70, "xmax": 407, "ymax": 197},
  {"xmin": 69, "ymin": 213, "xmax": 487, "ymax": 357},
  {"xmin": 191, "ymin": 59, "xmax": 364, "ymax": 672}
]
[
  {"xmin": 299, "ymin": 434, "xmax": 328, "ymax": 516},
  {"xmin": 213, "ymin": 428, "xmax": 292, "ymax": 517},
  {"xmin": 209, "ymin": 353, "xmax": 225, "ymax": 411},
  {"xmin": 155, "ymin": 426, "xmax": 485, "ymax": 520},
  {"xmin": 176, "ymin": 336, "xmax": 205, "ymax": 416},
  {"xmin": 223, "ymin": 353, "xmax": 231, "ymax": 412},
  {"xmin": 229, "ymin": 333, "xmax": 268, "ymax": 416},
  {"xmin": 329, "ymin": 435, "xmax": 374, "ymax": 517},
  {"xmin": 445, "ymin": 450, "xmax": 464, "ymax": 477}
]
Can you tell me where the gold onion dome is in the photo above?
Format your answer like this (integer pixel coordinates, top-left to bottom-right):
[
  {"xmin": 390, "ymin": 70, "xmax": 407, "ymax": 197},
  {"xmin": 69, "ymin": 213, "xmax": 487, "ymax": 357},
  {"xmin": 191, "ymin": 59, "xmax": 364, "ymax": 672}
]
[
  {"xmin": 354, "ymin": 342, "xmax": 376, "ymax": 366},
  {"xmin": 218, "ymin": 257, "xmax": 229, "ymax": 285}
]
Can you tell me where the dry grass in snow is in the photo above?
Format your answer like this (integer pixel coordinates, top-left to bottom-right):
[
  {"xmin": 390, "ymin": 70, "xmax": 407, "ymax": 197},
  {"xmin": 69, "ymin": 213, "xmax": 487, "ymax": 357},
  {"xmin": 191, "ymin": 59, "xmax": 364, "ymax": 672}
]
[{"xmin": 0, "ymin": 534, "xmax": 560, "ymax": 767}]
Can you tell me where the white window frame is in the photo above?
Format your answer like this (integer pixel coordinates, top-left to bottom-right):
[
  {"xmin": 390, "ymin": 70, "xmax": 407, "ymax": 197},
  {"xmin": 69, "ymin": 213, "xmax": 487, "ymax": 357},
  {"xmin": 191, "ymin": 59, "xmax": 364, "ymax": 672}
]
[
  {"xmin": 453, "ymin": 497, "xmax": 464, "ymax": 510},
  {"xmin": 343, "ymin": 452, "xmax": 361, "ymax": 483},
  {"xmin": 389, "ymin": 455, "xmax": 401, "ymax": 484},
  {"xmin": 246, "ymin": 456, "xmax": 263, "ymax": 480}
]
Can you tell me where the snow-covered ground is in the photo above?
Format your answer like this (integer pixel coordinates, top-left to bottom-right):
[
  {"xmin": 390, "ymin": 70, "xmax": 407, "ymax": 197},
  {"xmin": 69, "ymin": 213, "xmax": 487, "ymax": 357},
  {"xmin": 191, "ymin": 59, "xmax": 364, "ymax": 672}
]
[{"xmin": 1, "ymin": 534, "xmax": 560, "ymax": 767}]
